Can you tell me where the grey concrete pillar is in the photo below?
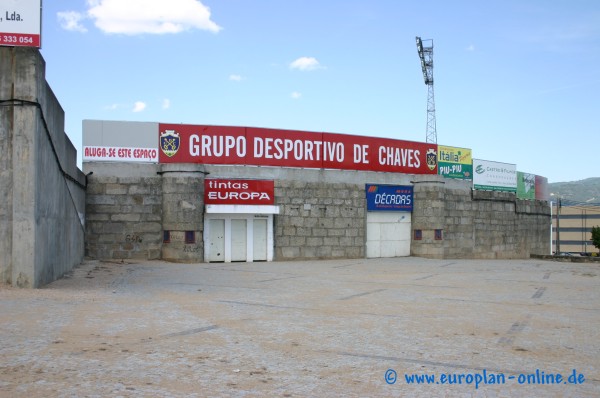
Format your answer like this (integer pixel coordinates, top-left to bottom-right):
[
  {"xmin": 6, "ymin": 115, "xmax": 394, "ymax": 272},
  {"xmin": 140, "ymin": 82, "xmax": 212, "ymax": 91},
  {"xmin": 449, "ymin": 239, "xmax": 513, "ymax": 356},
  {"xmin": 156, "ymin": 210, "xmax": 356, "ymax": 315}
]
[
  {"xmin": 1, "ymin": 47, "xmax": 85, "ymax": 287},
  {"xmin": 0, "ymin": 48, "xmax": 43, "ymax": 287},
  {"xmin": 0, "ymin": 48, "xmax": 15, "ymax": 283}
]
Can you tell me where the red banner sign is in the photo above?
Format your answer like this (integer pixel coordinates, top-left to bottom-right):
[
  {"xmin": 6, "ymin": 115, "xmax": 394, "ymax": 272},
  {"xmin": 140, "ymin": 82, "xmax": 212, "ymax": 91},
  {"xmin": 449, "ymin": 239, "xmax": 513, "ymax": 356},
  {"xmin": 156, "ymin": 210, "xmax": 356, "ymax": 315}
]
[
  {"xmin": 0, "ymin": 32, "xmax": 40, "ymax": 47},
  {"xmin": 159, "ymin": 124, "xmax": 437, "ymax": 174},
  {"xmin": 204, "ymin": 179, "xmax": 275, "ymax": 205}
]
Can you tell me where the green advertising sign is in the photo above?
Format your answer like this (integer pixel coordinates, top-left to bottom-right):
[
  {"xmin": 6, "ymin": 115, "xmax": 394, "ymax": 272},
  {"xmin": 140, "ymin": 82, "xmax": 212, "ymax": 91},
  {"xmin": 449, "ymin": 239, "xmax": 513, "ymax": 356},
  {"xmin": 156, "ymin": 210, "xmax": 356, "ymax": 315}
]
[
  {"xmin": 438, "ymin": 145, "xmax": 473, "ymax": 179},
  {"xmin": 517, "ymin": 171, "xmax": 536, "ymax": 200}
]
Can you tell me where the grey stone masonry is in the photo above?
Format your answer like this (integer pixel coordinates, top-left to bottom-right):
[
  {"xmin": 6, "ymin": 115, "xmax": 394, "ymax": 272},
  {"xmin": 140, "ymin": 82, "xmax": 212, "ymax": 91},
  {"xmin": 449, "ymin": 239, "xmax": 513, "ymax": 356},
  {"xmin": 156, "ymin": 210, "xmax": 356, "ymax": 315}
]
[
  {"xmin": 84, "ymin": 163, "xmax": 207, "ymax": 262},
  {"xmin": 83, "ymin": 163, "xmax": 550, "ymax": 262},
  {"xmin": 274, "ymin": 181, "xmax": 365, "ymax": 260},
  {"xmin": 85, "ymin": 172, "xmax": 162, "ymax": 260},
  {"xmin": 411, "ymin": 180, "xmax": 551, "ymax": 259},
  {"xmin": 160, "ymin": 164, "xmax": 206, "ymax": 262}
]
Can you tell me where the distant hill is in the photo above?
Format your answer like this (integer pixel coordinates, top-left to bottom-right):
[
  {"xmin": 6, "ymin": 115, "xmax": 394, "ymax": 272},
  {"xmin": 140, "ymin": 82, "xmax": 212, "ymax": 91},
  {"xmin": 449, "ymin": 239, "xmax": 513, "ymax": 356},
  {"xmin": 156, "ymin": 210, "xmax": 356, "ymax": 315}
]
[{"xmin": 548, "ymin": 177, "xmax": 600, "ymax": 205}]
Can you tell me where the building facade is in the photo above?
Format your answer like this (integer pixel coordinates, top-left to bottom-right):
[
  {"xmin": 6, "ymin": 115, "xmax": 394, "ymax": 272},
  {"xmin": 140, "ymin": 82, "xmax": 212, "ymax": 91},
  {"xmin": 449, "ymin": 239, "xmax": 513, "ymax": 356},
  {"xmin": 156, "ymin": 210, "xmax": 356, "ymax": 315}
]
[
  {"xmin": 83, "ymin": 120, "xmax": 551, "ymax": 262},
  {"xmin": 552, "ymin": 202, "xmax": 600, "ymax": 255}
]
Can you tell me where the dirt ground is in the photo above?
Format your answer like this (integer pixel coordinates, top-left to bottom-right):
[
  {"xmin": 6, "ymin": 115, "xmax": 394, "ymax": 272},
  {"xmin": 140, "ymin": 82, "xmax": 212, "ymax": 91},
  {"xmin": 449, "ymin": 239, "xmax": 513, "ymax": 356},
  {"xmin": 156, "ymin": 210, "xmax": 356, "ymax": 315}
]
[{"xmin": 1, "ymin": 257, "xmax": 599, "ymax": 397}]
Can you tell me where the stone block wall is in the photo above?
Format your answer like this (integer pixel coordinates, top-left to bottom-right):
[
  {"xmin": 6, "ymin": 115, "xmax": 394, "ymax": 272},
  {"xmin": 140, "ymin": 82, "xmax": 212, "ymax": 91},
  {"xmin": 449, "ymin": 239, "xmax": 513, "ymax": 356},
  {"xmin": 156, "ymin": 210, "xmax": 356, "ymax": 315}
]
[
  {"xmin": 274, "ymin": 181, "xmax": 365, "ymax": 260},
  {"xmin": 411, "ymin": 182, "xmax": 446, "ymax": 258},
  {"xmin": 412, "ymin": 181, "xmax": 551, "ymax": 259},
  {"xmin": 85, "ymin": 173, "xmax": 163, "ymax": 260},
  {"xmin": 83, "ymin": 164, "xmax": 550, "ymax": 262},
  {"xmin": 84, "ymin": 163, "xmax": 207, "ymax": 262},
  {"xmin": 515, "ymin": 199, "xmax": 551, "ymax": 256},
  {"xmin": 160, "ymin": 165, "xmax": 206, "ymax": 262}
]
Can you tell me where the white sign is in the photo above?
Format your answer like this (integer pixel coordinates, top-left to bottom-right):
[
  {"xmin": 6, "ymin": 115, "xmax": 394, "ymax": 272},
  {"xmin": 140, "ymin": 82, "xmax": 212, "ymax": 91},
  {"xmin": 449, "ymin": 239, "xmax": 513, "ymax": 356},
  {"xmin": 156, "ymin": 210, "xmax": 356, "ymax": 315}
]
[
  {"xmin": 473, "ymin": 159, "xmax": 517, "ymax": 192},
  {"xmin": 83, "ymin": 146, "xmax": 159, "ymax": 163},
  {"xmin": 0, "ymin": 0, "xmax": 41, "ymax": 48}
]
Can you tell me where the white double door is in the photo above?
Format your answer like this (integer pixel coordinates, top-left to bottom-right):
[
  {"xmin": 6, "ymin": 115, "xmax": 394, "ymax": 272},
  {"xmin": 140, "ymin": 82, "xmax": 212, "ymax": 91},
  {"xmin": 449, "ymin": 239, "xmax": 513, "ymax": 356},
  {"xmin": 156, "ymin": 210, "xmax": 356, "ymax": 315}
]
[{"xmin": 204, "ymin": 214, "xmax": 272, "ymax": 262}]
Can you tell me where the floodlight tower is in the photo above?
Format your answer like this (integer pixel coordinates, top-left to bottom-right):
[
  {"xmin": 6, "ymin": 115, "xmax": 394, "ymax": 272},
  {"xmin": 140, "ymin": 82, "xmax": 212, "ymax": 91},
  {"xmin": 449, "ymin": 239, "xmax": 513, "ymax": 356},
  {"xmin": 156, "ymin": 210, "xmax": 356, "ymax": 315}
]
[{"xmin": 416, "ymin": 36, "xmax": 436, "ymax": 144}]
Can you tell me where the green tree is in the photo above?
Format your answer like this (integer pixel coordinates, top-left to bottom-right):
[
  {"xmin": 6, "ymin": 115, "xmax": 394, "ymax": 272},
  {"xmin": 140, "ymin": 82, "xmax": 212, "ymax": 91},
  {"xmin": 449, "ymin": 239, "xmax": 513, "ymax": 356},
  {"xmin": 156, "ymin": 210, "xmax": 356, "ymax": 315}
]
[{"xmin": 592, "ymin": 226, "xmax": 600, "ymax": 253}]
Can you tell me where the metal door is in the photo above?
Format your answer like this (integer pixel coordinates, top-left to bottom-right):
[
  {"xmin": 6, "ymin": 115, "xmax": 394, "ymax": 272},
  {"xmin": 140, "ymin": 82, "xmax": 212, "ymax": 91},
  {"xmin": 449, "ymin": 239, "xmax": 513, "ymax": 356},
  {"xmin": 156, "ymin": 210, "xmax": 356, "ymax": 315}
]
[
  {"xmin": 231, "ymin": 219, "xmax": 247, "ymax": 261},
  {"xmin": 208, "ymin": 219, "xmax": 225, "ymax": 262},
  {"xmin": 253, "ymin": 218, "xmax": 268, "ymax": 261},
  {"xmin": 366, "ymin": 212, "xmax": 411, "ymax": 258}
]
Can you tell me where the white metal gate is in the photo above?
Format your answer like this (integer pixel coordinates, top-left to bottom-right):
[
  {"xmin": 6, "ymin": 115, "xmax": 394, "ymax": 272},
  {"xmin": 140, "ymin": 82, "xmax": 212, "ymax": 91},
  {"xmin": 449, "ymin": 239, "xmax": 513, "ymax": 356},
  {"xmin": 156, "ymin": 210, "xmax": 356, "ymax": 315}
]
[{"xmin": 366, "ymin": 212, "xmax": 411, "ymax": 258}]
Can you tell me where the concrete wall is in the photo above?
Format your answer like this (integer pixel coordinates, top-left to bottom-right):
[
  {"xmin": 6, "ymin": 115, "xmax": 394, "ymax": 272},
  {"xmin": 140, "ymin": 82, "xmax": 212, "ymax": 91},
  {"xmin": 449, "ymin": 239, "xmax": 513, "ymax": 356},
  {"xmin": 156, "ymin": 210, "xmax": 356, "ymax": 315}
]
[
  {"xmin": 0, "ymin": 47, "xmax": 86, "ymax": 287},
  {"xmin": 0, "ymin": 48, "xmax": 15, "ymax": 283},
  {"xmin": 83, "ymin": 162, "xmax": 550, "ymax": 261}
]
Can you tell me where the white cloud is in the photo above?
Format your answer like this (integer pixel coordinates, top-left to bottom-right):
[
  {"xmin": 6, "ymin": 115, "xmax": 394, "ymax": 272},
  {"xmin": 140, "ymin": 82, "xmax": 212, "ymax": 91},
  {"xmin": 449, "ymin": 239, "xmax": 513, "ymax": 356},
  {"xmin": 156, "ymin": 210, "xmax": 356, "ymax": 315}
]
[
  {"xmin": 466, "ymin": 44, "xmax": 475, "ymax": 52},
  {"xmin": 60, "ymin": 0, "xmax": 222, "ymax": 35},
  {"xmin": 291, "ymin": 91, "xmax": 302, "ymax": 99},
  {"xmin": 229, "ymin": 74, "xmax": 243, "ymax": 81},
  {"xmin": 57, "ymin": 11, "xmax": 88, "ymax": 32},
  {"xmin": 162, "ymin": 99, "xmax": 171, "ymax": 109},
  {"xmin": 105, "ymin": 101, "xmax": 151, "ymax": 111},
  {"xmin": 290, "ymin": 57, "xmax": 323, "ymax": 71},
  {"xmin": 133, "ymin": 101, "xmax": 147, "ymax": 112}
]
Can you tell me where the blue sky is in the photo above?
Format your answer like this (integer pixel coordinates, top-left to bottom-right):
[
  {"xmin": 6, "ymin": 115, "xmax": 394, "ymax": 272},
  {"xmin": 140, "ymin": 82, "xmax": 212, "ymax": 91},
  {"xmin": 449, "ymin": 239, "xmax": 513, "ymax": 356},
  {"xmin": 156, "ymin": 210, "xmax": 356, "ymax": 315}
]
[{"xmin": 37, "ymin": 0, "xmax": 600, "ymax": 183}]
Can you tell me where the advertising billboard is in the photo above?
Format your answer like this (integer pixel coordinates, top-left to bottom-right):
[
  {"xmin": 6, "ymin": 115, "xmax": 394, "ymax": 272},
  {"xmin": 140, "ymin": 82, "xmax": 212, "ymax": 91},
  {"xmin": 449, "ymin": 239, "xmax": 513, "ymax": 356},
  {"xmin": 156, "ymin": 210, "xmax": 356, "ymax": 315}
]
[
  {"xmin": 438, "ymin": 145, "xmax": 472, "ymax": 179},
  {"xmin": 204, "ymin": 179, "xmax": 275, "ymax": 205},
  {"xmin": 82, "ymin": 120, "xmax": 159, "ymax": 163},
  {"xmin": 0, "ymin": 0, "xmax": 41, "ymax": 48},
  {"xmin": 365, "ymin": 184, "xmax": 413, "ymax": 212},
  {"xmin": 517, "ymin": 171, "xmax": 536, "ymax": 199},
  {"xmin": 159, "ymin": 124, "xmax": 438, "ymax": 175},
  {"xmin": 473, "ymin": 159, "xmax": 517, "ymax": 192},
  {"xmin": 516, "ymin": 172, "xmax": 550, "ymax": 201}
]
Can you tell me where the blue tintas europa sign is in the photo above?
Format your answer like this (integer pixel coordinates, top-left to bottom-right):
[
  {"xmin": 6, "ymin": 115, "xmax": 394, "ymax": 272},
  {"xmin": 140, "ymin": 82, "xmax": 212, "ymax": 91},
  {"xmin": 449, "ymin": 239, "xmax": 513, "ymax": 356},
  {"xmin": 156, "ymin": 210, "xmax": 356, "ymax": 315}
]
[{"xmin": 365, "ymin": 184, "xmax": 413, "ymax": 212}]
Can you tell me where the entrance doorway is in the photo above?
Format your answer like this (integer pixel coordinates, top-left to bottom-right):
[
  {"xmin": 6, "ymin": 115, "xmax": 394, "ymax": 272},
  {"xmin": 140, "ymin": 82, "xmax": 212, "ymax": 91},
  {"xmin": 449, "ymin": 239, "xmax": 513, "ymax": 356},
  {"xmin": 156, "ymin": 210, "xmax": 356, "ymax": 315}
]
[{"xmin": 204, "ymin": 214, "xmax": 273, "ymax": 262}]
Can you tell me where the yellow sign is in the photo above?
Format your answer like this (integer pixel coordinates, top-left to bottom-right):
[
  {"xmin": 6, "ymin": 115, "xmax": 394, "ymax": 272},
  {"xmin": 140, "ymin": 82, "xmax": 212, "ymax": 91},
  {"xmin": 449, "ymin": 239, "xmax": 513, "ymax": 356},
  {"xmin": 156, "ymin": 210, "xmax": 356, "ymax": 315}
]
[
  {"xmin": 438, "ymin": 145, "xmax": 472, "ymax": 164},
  {"xmin": 438, "ymin": 145, "xmax": 472, "ymax": 179}
]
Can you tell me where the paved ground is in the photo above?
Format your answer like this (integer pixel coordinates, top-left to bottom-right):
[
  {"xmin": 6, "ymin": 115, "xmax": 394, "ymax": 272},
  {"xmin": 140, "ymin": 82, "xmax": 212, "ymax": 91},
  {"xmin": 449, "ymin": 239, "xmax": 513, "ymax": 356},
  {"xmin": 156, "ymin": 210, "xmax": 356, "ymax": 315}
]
[{"xmin": 1, "ymin": 257, "xmax": 599, "ymax": 397}]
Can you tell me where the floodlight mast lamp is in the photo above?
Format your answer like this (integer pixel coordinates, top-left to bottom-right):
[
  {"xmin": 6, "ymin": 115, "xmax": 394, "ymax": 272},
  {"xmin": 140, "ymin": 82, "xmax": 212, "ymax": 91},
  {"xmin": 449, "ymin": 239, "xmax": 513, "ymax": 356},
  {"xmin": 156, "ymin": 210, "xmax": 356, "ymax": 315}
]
[{"xmin": 416, "ymin": 36, "xmax": 437, "ymax": 144}]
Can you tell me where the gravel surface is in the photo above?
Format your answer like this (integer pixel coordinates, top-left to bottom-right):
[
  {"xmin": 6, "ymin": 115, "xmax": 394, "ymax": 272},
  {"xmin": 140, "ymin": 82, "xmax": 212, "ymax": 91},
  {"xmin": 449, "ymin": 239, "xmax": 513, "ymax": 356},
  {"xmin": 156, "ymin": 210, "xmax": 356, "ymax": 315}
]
[{"xmin": 1, "ymin": 257, "xmax": 599, "ymax": 397}]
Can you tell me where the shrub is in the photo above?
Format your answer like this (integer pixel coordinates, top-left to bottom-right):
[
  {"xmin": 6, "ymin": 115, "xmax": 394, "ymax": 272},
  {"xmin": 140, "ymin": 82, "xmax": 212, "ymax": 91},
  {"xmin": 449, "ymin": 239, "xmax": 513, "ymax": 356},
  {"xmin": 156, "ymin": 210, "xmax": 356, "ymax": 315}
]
[{"xmin": 592, "ymin": 226, "xmax": 600, "ymax": 253}]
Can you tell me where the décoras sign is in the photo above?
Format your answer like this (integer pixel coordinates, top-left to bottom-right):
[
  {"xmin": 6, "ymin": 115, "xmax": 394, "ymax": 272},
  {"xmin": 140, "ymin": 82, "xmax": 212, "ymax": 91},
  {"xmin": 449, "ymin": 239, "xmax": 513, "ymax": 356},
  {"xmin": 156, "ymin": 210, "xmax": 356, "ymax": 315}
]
[
  {"xmin": 159, "ymin": 124, "xmax": 437, "ymax": 174},
  {"xmin": 366, "ymin": 184, "xmax": 414, "ymax": 212},
  {"xmin": 204, "ymin": 179, "xmax": 275, "ymax": 205}
]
